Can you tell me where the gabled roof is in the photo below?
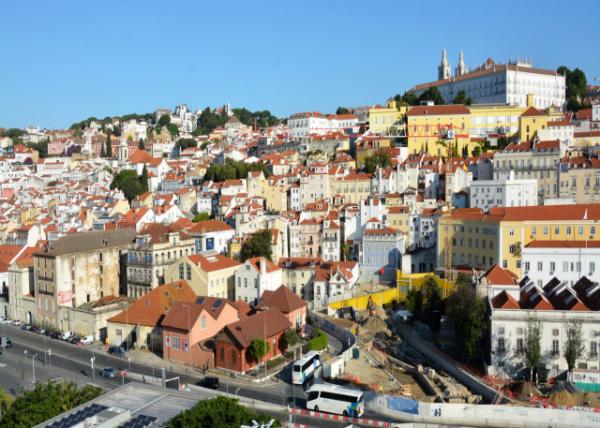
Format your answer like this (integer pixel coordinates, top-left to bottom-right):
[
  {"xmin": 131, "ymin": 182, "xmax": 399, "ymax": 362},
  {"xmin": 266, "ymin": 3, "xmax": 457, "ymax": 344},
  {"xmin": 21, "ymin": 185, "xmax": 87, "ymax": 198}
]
[
  {"xmin": 216, "ymin": 308, "xmax": 291, "ymax": 349},
  {"xmin": 256, "ymin": 285, "xmax": 306, "ymax": 314},
  {"xmin": 188, "ymin": 254, "xmax": 241, "ymax": 272},
  {"xmin": 491, "ymin": 290, "xmax": 520, "ymax": 310},
  {"xmin": 188, "ymin": 219, "xmax": 233, "ymax": 234},
  {"xmin": 161, "ymin": 297, "xmax": 237, "ymax": 331},
  {"xmin": 483, "ymin": 264, "xmax": 518, "ymax": 286},
  {"xmin": 108, "ymin": 280, "xmax": 196, "ymax": 327},
  {"xmin": 245, "ymin": 256, "xmax": 279, "ymax": 273}
]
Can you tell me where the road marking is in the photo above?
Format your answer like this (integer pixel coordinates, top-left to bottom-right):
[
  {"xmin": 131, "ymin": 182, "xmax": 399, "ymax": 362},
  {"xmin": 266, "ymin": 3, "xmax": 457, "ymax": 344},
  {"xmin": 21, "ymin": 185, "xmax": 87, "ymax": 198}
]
[{"xmin": 0, "ymin": 363, "xmax": 6, "ymax": 368}]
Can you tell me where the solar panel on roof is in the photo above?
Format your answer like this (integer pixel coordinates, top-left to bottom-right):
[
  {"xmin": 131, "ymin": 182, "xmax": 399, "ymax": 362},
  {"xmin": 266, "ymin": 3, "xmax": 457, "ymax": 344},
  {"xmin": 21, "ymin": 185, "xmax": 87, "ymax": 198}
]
[{"xmin": 197, "ymin": 297, "xmax": 205, "ymax": 304}]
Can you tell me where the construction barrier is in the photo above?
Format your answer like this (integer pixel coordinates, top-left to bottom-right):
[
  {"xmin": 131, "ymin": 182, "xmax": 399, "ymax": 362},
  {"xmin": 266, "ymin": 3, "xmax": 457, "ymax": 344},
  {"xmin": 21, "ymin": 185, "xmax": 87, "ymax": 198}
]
[{"xmin": 328, "ymin": 272, "xmax": 455, "ymax": 311}]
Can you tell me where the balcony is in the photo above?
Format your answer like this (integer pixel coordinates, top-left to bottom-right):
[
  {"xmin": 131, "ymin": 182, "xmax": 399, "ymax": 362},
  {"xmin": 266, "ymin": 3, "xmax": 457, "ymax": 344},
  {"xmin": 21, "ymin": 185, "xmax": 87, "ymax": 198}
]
[{"xmin": 127, "ymin": 274, "xmax": 152, "ymax": 285}]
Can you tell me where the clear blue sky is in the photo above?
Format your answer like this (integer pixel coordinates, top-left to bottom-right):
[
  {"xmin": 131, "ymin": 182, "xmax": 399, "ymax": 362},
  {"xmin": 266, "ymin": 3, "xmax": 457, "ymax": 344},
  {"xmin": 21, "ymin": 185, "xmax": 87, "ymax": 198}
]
[{"xmin": 2, "ymin": 0, "xmax": 599, "ymax": 129}]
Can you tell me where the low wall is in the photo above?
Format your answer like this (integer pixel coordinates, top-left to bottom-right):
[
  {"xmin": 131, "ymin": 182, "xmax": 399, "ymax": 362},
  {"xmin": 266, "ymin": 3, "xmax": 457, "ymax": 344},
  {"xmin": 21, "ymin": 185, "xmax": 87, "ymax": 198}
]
[{"xmin": 370, "ymin": 393, "xmax": 600, "ymax": 428}]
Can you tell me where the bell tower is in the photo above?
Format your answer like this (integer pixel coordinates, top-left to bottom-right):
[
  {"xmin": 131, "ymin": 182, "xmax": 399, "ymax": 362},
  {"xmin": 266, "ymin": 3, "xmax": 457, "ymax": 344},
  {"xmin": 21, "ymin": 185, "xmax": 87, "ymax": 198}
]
[{"xmin": 438, "ymin": 48, "xmax": 451, "ymax": 80}]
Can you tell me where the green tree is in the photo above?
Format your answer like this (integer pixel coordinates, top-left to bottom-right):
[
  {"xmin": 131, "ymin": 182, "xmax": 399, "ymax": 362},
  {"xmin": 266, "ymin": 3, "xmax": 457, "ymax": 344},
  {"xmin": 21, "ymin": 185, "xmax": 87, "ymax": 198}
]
[
  {"xmin": 166, "ymin": 396, "xmax": 279, "ymax": 428},
  {"xmin": 26, "ymin": 138, "xmax": 49, "ymax": 158},
  {"xmin": 418, "ymin": 87, "xmax": 445, "ymax": 105},
  {"xmin": 336, "ymin": 107, "xmax": 351, "ymax": 114},
  {"xmin": 138, "ymin": 138, "xmax": 145, "ymax": 150},
  {"xmin": 192, "ymin": 212, "xmax": 211, "ymax": 222},
  {"xmin": 249, "ymin": 338, "xmax": 268, "ymax": 362},
  {"xmin": 445, "ymin": 283, "xmax": 487, "ymax": 362},
  {"xmin": 0, "ymin": 381, "xmax": 102, "ymax": 428},
  {"xmin": 157, "ymin": 114, "xmax": 171, "ymax": 127},
  {"xmin": 525, "ymin": 316, "xmax": 543, "ymax": 383},
  {"xmin": 166, "ymin": 123, "xmax": 180, "ymax": 137},
  {"xmin": 204, "ymin": 159, "xmax": 270, "ymax": 183},
  {"xmin": 139, "ymin": 164, "xmax": 149, "ymax": 193},
  {"xmin": 240, "ymin": 230, "xmax": 272, "ymax": 262},
  {"xmin": 281, "ymin": 329, "xmax": 300, "ymax": 350},
  {"xmin": 363, "ymin": 150, "xmax": 391, "ymax": 174},
  {"xmin": 563, "ymin": 319, "xmax": 585, "ymax": 378},
  {"xmin": 105, "ymin": 132, "xmax": 113, "ymax": 158},
  {"xmin": 558, "ymin": 66, "xmax": 589, "ymax": 111},
  {"xmin": 404, "ymin": 288, "xmax": 423, "ymax": 315},
  {"xmin": 393, "ymin": 91, "xmax": 418, "ymax": 106},
  {"xmin": 110, "ymin": 170, "xmax": 145, "ymax": 202},
  {"xmin": 0, "ymin": 387, "xmax": 12, "ymax": 420},
  {"xmin": 176, "ymin": 138, "xmax": 198, "ymax": 150},
  {"xmin": 452, "ymin": 89, "xmax": 472, "ymax": 105}
]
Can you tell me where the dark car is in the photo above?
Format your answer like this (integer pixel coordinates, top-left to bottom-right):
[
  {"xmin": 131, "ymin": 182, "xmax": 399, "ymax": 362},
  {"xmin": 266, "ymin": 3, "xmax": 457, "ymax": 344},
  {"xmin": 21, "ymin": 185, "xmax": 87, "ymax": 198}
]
[
  {"xmin": 49, "ymin": 331, "xmax": 61, "ymax": 340},
  {"xmin": 1, "ymin": 336, "xmax": 12, "ymax": 348},
  {"xmin": 108, "ymin": 346, "xmax": 126, "ymax": 358},
  {"xmin": 21, "ymin": 324, "xmax": 32, "ymax": 331},
  {"xmin": 100, "ymin": 367, "xmax": 116, "ymax": 379},
  {"xmin": 68, "ymin": 335, "xmax": 80, "ymax": 345},
  {"xmin": 200, "ymin": 376, "xmax": 220, "ymax": 389}
]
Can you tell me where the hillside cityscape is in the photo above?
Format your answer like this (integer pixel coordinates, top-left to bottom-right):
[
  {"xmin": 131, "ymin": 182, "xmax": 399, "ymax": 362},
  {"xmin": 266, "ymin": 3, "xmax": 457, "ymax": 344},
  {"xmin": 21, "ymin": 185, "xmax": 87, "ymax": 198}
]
[{"xmin": 1, "ymin": 3, "xmax": 600, "ymax": 428}]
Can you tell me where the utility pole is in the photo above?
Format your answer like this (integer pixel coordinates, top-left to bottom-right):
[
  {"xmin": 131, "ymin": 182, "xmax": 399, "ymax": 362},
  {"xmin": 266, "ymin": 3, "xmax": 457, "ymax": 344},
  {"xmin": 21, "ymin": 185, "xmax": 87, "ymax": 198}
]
[
  {"xmin": 91, "ymin": 356, "xmax": 95, "ymax": 381},
  {"xmin": 24, "ymin": 350, "xmax": 37, "ymax": 384}
]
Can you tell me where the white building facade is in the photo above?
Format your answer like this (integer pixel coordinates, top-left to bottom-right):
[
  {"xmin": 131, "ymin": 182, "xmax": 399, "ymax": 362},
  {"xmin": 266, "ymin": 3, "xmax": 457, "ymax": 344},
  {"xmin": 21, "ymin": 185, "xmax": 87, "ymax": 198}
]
[
  {"xmin": 522, "ymin": 241, "xmax": 600, "ymax": 286},
  {"xmin": 413, "ymin": 54, "xmax": 566, "ymax": 110},
  {"xmin": 470, "ymin": 174, "xmax": 538, "ymax": 212},
  {"xmin": 234, "ymin": 257, "xmax": 282, "ymax": 305}
]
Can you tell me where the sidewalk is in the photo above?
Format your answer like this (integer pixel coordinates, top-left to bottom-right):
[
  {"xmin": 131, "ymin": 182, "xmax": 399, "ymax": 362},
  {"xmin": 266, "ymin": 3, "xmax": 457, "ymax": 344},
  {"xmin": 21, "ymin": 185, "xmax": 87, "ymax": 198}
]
[{"xmin": 127, "ymin": 348, "xmax": 283, "ymax": 387}]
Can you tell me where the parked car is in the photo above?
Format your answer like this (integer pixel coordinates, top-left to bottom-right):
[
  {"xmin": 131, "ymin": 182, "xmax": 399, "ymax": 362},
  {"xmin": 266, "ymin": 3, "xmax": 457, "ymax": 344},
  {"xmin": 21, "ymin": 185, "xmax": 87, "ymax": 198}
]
[
  {"xmin": 0, "ymin": 336, "xmax": 12, "ymax": 348},
  {"xmin": 60, "ymin": 331, "xmax": 73, "ymax": 341},
  {"xmin": 49, "ymin": 331, "xmax": 61, "ymax": 340},
  {"xmin": 79, "ymin": 335, "xmax": 94, "ymax": 345},
  {"xmin": 0, "ymin": 317, "xmax": 10, "ymax": 325},
  {"xmin": 11, "ymin": 320, "xmax": 22, "ymax": 326},
  {"xmin": 199, "ymin": 376, "xmax": 220, "ymax": 389},
  {"xmin": 108, "ymin": 346, "xmax": 126, "ymax": 357},
  {"xmin": 68, "ymin": 335, "xmax": 81, "ymax": 345},
  {"xmin": 100, "ymin": 367, "xmax": 116, "ymax": 378},
  {"xmin": 21, "ymin": 324, "xmax": 32, "ymax": 331}
]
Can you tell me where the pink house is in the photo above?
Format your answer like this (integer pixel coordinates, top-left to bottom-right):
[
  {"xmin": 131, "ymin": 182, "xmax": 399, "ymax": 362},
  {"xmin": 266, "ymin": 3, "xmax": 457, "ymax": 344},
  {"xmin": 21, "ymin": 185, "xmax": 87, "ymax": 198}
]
[
  {"xmin": 255, "ymin": 285, "xmax": 307, "ymax": 332},
  {"xmin": 161, "ymin": 297, "xmax": 242, "ymax": 369}
]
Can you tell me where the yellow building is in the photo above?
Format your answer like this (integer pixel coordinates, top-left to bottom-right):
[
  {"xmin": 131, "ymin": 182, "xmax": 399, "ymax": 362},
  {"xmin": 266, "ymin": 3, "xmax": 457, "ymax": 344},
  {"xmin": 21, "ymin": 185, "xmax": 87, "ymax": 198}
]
[
  {"xmin": 406, "ymin": 105, "xmax": 477, "ymax": 157},
  {"xmin": 333, "ymin": 172, "xmax": 373, "ymax": 204},
  {"xmin": 164, "ymin": 254, "xmax": 241, "ymax": 300},
  {"xmin": 368, "ymin": 100, "xmax": 407, "ymax": 134},
  {"xmin": 263, "ymin": 182, "xmax": 288, "ymax": 213},
  {"xmin": 468, "ymin": 104, "xmax": 528, "ymax": 140},
  {"xmin": 355, "ymin": 137, "xmax": 392, "ymax": 167},
  {"xmin": 387, "ymin": 205, "xmax": 411, "ymax": 235},
  {"xmin": 437, "ymin": 204, "xmax": 600, "ymax": 277}
]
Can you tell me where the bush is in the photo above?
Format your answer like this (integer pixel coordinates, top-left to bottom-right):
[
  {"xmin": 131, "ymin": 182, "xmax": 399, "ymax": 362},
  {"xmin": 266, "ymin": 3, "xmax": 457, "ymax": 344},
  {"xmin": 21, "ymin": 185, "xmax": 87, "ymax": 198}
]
[{"xmin": 307, "ymin": 328, "xmax": 328, "ymax": 351}]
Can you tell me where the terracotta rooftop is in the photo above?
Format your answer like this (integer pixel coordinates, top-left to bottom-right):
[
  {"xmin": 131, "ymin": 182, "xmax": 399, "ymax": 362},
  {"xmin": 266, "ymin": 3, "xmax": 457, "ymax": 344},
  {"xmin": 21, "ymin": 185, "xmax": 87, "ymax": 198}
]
[
  {"xmin": 217, "ymin": 308, "xmax": 291, "ymax": 349},
  {"xmin": 108, "ymin": 280, "xmax": 196, "ymax": 327},
  {"xmin": 188, "ymin": 254, "xmax": 241, "ymax": 272},
  {"xmin": 256, "ymin": 285, "xmax": 307, "ymax": 314}
]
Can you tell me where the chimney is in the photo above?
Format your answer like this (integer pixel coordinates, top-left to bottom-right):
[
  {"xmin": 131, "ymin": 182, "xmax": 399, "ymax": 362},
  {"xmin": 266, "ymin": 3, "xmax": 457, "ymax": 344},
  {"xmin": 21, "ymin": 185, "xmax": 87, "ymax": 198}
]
[{"xmin": 260, "ymin": 257, "xmax": 266, "ymax": 275}]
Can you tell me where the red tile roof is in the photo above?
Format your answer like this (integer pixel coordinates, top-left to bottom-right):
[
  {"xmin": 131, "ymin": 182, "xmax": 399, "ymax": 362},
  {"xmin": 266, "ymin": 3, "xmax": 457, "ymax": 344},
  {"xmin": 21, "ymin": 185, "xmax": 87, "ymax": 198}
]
[
  {"xmin": 217, "ymin": 308, "xmax": 291, "ymax": 348},
  {"xmin": 256, "ymin": 285, "xmax": 306, "ymax": 314},
  {"xmin": 525, "ymin": 240, "xmax": 600, "ymax": 249},
  {"xmin": 188, "ymin": 254, "xmax": 241, "ymax": 272},
  {"xmin": 108, "ymin": 280, "xmax": 196, "ymax": 327},
  {"xmin": 483, "ymin": 264, "xmax": 518, "ymax": 285},
  {"xmin": 407, "ymin": 105, "xmax": 470, "ymax": 116}
]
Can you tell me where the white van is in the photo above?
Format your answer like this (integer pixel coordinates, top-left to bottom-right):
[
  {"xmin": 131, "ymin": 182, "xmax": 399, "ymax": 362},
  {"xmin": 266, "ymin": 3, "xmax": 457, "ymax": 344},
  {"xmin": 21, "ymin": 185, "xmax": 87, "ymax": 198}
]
[
  {"xmin": 61, "ymin": 331, "xmax": 73, "ymax": 340},
  {"xmin": 306, "ymin": 384, "xmax": 365, "ymax": 417}
]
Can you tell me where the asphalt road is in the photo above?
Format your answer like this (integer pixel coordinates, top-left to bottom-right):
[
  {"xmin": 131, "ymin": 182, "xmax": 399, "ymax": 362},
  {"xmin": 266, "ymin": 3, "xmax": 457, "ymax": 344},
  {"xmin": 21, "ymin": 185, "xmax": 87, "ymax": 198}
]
[{"xmin": 0, "ymin": 324, "xmax": 386, "ymax": 426}]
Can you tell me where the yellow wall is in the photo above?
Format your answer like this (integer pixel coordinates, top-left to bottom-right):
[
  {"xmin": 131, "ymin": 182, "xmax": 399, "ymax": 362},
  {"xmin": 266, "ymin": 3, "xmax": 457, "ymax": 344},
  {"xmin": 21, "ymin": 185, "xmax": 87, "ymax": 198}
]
[
  {"xmin": 407, "ymin": 113, "xmax": 477, "ymax": 157},
  {"xmin": 368, "ymin": 101, "xmax": 406, "ymax": 134},
  {"xmin": 328, "ymin": 273, "xmax": 454, "ymax": 311},
  {"xmin": 356, "ymin": 139, "xmax": 392, "ymax": 167}
]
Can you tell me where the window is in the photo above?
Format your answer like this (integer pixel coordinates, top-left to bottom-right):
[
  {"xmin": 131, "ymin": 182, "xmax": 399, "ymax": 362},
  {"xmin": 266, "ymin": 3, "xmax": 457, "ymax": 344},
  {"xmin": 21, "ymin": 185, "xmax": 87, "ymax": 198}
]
[
  {"xmin": 172, "ymin": 336, "xmax": 180, "ymax": 351},
  {"xmin": 552, "ymin": 340, "xmax": 559, "ymax": 356},
  {"xmin": 200, "ymin": 316, "xmax": 207, "ymax": 330},
  {"xmin": 537, "ymin": 262, "xmax": 543, "ymax": 271},
  {"xmin": 185, "ymin": 265, "xmax": 192, "ymax": 281},
  {"xmin": 552, "ymin": 329, "xmax": 559, "ymax": 336},
  {"xmin": 566, "ymin": 226, "xmax": 572, "ymax": 235},
  {"xmin": 502, "ymin": 260, "xmax": 507, "ymax": 268},
  {"xmin": 555, "ymin": 226, "xmax": 560, "ymax": 235},
  {"xmin": 524, "ymin": 262, "xmax": 530, "ymax": 272},
  {"xmin": 178, "ymin": 263, "xmax": 184, "ymax": 280},
  {"xmin": 516, "ymin": 338, "xmax": 524, "ymax": 355},
  {"xmin": 550, "ymin": 262, "xmax": 555, "ymax": 272},
  {"xmin": 497, "ymin": 337, "xmax": 506, "ymax": 354}
]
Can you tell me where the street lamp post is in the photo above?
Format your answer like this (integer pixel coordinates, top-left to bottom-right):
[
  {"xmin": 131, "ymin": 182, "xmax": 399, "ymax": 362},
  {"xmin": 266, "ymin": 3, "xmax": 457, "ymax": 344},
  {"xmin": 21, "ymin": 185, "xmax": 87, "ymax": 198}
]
[
  {"xmin": 128, "ymin": 356, "xmax": 131, "ymax": 372},
  {"xmin": 91, "ymin": 356, "xmax": 95, "ymax": 381},
  {"xmin": 24, "ymin": 350, "xmax": 38, "ymax": 384}
]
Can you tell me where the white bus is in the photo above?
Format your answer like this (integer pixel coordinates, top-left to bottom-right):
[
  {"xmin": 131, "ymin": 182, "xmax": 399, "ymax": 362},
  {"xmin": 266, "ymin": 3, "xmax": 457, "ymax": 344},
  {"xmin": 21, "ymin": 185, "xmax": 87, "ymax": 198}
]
[
  {"xmin": 292, "ymin": 351, "xmax": 321, "ymax": 384},
  {"xmin": 306, "ymin": 384, "xmax": 365, "ymax": 417}
]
